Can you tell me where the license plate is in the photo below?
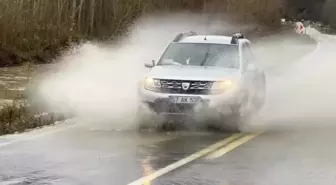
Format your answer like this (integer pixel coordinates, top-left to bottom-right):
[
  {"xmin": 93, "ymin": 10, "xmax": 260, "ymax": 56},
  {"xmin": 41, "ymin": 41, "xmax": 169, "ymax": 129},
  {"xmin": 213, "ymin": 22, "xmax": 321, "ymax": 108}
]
[{"xmin": 168, "ymin": 96, "xmax": 202, "ymax": 104}]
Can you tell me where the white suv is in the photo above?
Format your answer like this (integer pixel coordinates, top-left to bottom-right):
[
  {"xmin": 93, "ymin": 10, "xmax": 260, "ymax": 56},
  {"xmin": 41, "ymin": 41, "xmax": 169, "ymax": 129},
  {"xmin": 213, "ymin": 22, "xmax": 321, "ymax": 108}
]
[{"xmin": 137, "ymin": 32, "xmax": 266, "ymax": 131}]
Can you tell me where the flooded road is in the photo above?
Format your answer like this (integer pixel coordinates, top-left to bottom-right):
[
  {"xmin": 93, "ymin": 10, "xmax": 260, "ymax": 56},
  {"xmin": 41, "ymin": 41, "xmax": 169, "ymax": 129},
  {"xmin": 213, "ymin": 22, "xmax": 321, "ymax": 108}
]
[
  {"xmin": 0, "ymin": 64, "xmax": 56, "ymax": 104},
  {"xmin": 2, "ymin": 28, "xmax": 336, "ymax": 185},
  {"xmin": 0, "ymin": 66, "xmax": 30, "ymax": 101},
  {"xmin": 0, "ymin": 123, "xmax": 233, "ymax": 185},
  {"xmin": 2, "ymin": 121, "xmax": 336, "ymax": 185},
  {"xmin": 150, "ymin": 129, "xmax": 336, "ymax": 185}
]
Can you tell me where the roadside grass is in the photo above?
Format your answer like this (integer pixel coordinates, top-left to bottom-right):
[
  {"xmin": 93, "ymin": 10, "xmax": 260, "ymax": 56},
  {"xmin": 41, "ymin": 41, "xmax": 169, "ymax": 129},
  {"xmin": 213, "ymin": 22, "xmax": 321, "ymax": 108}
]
[
  {"xmin": 0, "ymin": 63, "xmax": 67, "ymax": 136},
  {"xmin": 0, "ymin": 99, "xmax": 65, "ymax": 136}
]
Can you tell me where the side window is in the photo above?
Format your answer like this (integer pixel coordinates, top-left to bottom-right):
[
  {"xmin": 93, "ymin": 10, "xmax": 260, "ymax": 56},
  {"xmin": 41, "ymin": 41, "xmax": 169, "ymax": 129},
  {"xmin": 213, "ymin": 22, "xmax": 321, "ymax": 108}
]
[
  {"xmin": 247, "ymin": 44, "xmax": 254, "ymax": 62},
  {"xmin": 242, "ymin": 44, "xmax": 250, "ymax": 70},
  {"xmin": 242, "ymin": 43, "xmax": 253, "ymax": 63}
]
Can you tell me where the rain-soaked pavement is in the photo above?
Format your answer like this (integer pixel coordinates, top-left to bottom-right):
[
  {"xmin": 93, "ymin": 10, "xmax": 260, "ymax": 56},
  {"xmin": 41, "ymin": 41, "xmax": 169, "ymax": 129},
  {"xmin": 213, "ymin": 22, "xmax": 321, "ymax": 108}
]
[
  {"xmin": 2, "ymin": 122, "xmax": 336, "ymax": 185},
  {"xmin": 151, "ymin": 128, "xmax": 336, "ymax": 185},
  {"xmin": 0, "ymin": 124, "xmax": 233, "ymax": 185},
  {"xmin": 2, "ymin": 28, "xmax": 336, "ymax": 185}
]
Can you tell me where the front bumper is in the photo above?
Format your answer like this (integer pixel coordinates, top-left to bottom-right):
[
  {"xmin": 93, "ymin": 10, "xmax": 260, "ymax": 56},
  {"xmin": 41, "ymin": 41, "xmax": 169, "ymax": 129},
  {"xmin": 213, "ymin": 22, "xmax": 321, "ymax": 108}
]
[{"xmin": 138, "ymin": 87, "xmax": 245, "ymax": 118}]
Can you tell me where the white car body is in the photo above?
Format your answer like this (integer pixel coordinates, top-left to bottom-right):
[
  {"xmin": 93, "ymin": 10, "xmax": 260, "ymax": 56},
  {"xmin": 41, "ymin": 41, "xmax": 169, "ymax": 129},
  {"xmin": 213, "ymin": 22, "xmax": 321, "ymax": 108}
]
[{"xmin": 137, "ymin": 32, "xmax": 266, "ymax": 131}]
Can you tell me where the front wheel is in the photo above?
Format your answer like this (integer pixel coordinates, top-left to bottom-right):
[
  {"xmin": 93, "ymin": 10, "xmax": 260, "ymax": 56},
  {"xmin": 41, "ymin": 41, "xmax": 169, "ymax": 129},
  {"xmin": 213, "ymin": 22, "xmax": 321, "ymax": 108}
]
[
  {"xmin": 222, "ymin": 91, "xmax": 253, "ymax": 132},
  {"xmin": 208, "ymin": 98, "xmax": 247, "ymax": 133},
  {"xmin": 135, "ymin": 106, "xmax": 172, "ymax": 131}
]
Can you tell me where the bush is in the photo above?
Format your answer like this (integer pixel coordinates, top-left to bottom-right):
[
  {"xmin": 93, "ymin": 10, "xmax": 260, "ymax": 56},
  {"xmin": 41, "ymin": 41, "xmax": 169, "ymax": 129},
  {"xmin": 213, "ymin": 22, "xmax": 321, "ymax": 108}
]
[{"xmin": 0, "ymin": 99, "xmax": 65, "ymax": 135}]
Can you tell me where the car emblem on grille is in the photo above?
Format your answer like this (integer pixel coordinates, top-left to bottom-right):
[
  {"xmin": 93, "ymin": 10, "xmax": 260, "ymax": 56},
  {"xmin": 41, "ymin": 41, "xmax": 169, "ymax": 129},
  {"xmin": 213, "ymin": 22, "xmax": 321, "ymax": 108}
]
[{"xmin": 182, "ymin": 82, "xmax": 190, "ymax": 90}]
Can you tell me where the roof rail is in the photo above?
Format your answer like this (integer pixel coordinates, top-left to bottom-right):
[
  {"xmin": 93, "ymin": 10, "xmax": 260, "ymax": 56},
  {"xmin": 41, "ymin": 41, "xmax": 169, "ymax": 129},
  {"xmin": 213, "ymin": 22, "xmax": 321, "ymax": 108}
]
[
  {"xmin": 172, "ymin": 31, "xmax": 197, "ymax": 42},
  {"xmin": 231, "ymin": 33, "xmax": 245, "ymax": 44}
]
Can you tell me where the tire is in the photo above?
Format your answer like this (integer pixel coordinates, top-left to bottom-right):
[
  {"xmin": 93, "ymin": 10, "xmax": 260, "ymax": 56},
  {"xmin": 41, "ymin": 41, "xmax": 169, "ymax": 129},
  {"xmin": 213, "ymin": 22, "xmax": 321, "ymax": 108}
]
[
  {"xmin": 207, "ymin": 110, "xmax": 242, "ymax": 133},
  {"xmin": 224, "ymin": 101, "xmax": 246, "ymax": 132},
  {"xmin": 222, "ymin": 111, "xmax": 242, "ymax": 133},
  {"xmin": 159, "ymin": 120, "xmax": 181, "ymax": 131},
  {"xmin": 210, "ymin": 95, "xmax": 248, "ymax": 133},
  {"xmin": 135, "ymin": 106, "xmax": 172, "ymax": 131}
]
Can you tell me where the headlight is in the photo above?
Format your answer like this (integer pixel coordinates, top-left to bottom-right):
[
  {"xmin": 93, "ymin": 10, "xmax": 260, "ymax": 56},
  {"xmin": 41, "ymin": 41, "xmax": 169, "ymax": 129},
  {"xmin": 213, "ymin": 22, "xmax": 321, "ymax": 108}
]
[
  {"xmin": 211, "ymin": 80, "xmax": 237, "ymax": 94},
  {"xmin": 144, "ymin": 77, "xmax": 161, "ymax": 91}
]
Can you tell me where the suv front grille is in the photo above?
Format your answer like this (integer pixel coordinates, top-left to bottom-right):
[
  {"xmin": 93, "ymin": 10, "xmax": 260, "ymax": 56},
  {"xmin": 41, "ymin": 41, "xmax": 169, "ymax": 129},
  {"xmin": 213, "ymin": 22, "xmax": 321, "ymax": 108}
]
[
  {"xmin": 160, "ymin": 79, "xmax": 213, "ymax": 95},
  {"xmin": 147, "ymin": 99, "xmax": 209, "ymax": 114}
]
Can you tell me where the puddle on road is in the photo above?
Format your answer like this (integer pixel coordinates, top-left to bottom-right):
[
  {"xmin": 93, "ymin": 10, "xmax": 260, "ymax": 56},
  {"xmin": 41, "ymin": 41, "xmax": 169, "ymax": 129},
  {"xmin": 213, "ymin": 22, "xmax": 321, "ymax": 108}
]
[
  {"xmin": 0, "ymin": 67, "xmax": 30, "ymax": 100},
  {"xmin": 0, "ymin": 64, "xmax": 55, "ymax": 102}
]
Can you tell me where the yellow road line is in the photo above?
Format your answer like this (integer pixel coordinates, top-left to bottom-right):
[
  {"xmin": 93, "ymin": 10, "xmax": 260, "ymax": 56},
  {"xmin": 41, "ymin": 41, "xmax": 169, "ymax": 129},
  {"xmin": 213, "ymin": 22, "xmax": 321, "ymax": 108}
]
[
  {"xmin": 205, "ymin": 133, "xmax": 259, "ymax": 160},
  {"xmin": 141, "ymin": 156, "xmax": 155, "ymax": 185},
  {"xmin": 127, "ymin": 133, "xmax": 244, "ymax": 185}
]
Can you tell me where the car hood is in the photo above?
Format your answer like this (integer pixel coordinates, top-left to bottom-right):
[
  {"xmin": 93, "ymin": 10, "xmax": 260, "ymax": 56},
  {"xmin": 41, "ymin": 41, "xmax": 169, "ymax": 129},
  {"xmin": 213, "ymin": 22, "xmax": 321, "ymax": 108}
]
[{"xmin": 147, "ymin": 65, "xmax": 241, "ymax": 81}]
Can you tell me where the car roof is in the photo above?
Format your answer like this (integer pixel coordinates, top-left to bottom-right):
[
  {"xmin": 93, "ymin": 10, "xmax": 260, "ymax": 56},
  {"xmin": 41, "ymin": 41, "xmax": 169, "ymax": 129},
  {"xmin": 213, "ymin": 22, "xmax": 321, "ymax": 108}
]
[{"xmin": 175, "ymin": 35, "xmax": 246, "ymax": 45}]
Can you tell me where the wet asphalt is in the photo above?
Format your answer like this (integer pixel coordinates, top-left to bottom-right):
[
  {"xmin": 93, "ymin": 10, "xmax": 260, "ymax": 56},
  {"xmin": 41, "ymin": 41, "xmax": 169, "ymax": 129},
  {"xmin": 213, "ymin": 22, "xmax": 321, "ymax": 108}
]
[
  {"xmin": 2, "ymin": 121, "xmax": 336, "ymax": 185},
  {"xmin": 0, "ymin": 124, "xmax": 232, "ymax": 185},
  {"xmin": 151, "ymin": 128, "xmax": 336, "ymax": 185}
]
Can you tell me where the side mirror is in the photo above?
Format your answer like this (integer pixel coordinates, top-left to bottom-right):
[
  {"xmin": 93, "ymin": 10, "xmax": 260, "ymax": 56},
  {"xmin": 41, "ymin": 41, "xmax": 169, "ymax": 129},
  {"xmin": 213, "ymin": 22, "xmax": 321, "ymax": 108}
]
[{"xmin": 144, "ymin": 60, "xmax": 156, "ymax": 68}]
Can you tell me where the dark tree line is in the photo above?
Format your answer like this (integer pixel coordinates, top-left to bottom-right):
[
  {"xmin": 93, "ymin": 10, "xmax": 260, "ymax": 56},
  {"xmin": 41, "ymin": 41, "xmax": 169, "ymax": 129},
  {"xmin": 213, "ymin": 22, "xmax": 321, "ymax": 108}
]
[{"xmin": 8, "ymin": 0, "xmax": 333, "ymax": 66}]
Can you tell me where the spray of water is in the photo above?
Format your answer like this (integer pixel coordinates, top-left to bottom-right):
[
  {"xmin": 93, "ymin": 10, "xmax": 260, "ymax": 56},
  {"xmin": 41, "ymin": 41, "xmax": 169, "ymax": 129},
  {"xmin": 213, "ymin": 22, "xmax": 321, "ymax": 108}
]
[
  {"xmin": 34, "ymin": 12, "xmax": 336, "ymax": 132},
  {"xmin": 257, "ymin": 29, "xmax": 336, "ymax": 131},
  {"xmin": 35, "ymin": 12, "xmax": 255, "ymax": 130}
]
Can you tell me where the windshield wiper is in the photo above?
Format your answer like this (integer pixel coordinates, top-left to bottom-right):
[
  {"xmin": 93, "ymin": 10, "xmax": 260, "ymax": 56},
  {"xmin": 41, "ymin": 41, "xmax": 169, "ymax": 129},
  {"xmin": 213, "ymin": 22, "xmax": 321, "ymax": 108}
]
[
  {"xmin": 160, "ymin": 59, "xmax": 183, "ymax": 66},
  {"xmin": 200, "ymin": 51, "xmax": 209, "ymax": 66}
]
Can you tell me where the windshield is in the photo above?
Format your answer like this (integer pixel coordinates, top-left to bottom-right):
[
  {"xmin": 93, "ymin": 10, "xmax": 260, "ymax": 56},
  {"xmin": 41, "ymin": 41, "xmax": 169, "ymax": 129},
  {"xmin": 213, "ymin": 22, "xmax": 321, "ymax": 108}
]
[{"xmin": 157, "ymin": 43, "xmax": 240, "ymax": 68}]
